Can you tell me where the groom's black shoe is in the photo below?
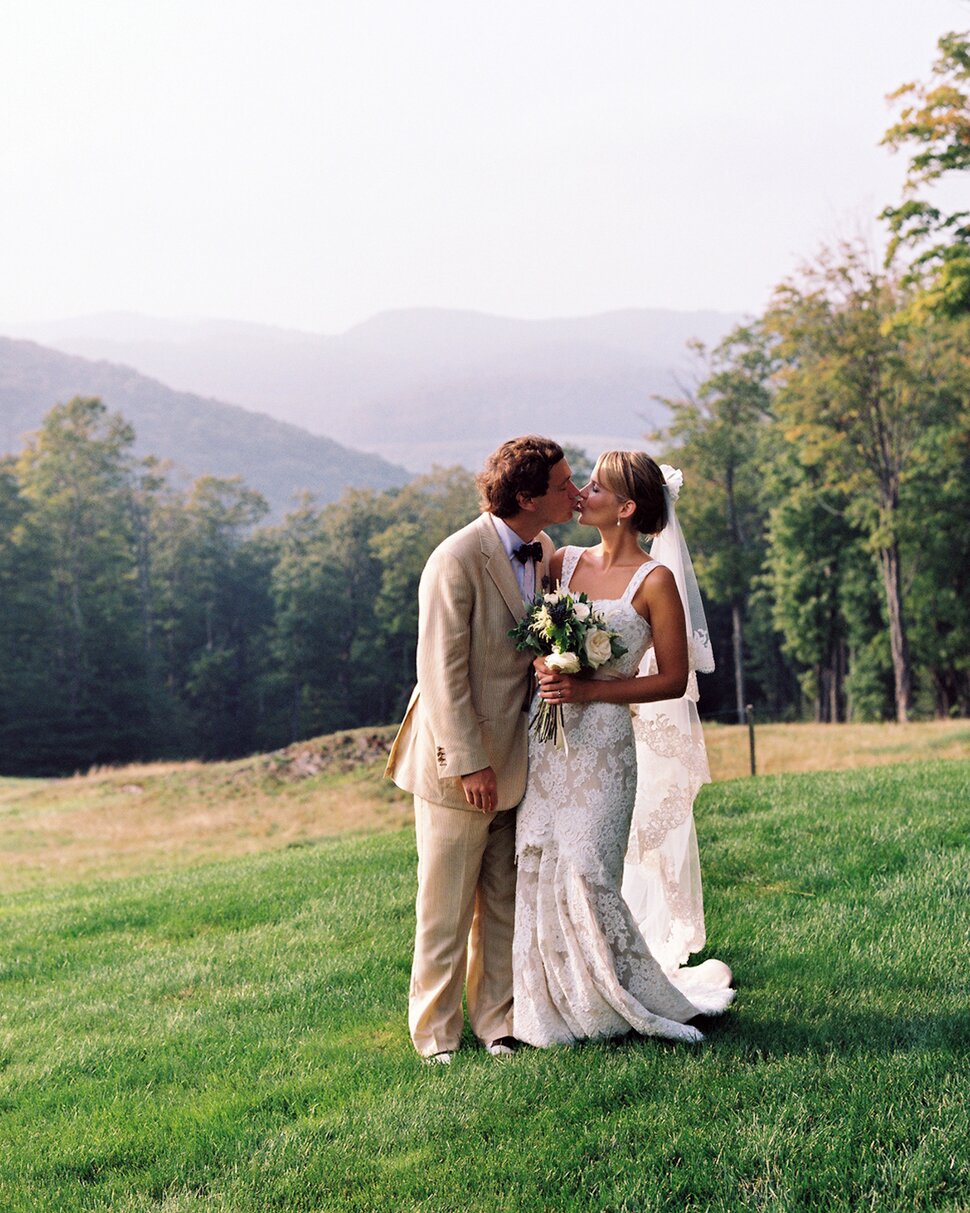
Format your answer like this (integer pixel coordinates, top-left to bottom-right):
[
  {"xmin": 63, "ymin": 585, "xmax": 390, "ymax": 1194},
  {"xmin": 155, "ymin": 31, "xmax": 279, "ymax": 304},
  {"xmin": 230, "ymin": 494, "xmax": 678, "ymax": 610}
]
[{"xmin": 486, "ymin": 1036, "xmax": 520, "ymax": 1057}]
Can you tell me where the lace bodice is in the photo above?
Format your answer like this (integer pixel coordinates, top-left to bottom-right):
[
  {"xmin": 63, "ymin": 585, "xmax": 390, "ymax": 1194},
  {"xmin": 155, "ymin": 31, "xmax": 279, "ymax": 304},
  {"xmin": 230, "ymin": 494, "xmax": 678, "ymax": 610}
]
[{"xmin": 560, "ymin": 546, "xmax": 655, "ymax": 677}]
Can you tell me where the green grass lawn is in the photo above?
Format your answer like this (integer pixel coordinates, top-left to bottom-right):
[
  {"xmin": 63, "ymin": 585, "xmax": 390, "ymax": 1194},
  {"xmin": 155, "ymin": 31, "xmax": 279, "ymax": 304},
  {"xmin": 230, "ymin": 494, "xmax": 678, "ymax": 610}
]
[{"xmin": 1, "ymin": 760, "xmax": 968, "ymax": 1212}]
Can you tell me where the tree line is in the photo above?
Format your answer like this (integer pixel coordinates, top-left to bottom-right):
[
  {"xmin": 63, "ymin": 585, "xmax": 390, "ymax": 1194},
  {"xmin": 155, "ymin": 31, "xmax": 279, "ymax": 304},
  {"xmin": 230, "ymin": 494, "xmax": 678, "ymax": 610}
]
[
  {"xmin": 0, "ymin": 397, "xmax": 489, "ymax": 774},
  {"xmin": 663, "ymin": 28, "xmax": 970, "ymax": 725},
  {"xmin": 1, "ymin": 29, "xmax": 966, "ymax": 774}
]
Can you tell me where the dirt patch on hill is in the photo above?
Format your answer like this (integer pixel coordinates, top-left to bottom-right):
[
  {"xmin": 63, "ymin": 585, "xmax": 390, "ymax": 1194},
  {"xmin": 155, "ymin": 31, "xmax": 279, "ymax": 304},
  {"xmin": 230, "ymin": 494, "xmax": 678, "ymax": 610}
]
[{"xmin": 249, "ymin": 728, "xmax": 396, "ymax": 782}]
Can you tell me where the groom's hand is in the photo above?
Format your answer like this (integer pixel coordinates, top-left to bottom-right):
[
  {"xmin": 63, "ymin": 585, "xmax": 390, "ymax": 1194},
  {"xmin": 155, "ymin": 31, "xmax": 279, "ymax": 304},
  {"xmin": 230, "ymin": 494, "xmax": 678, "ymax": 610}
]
[{"xmin": 461, "ymin": 766, "xmax": 498, "ymax": 813}]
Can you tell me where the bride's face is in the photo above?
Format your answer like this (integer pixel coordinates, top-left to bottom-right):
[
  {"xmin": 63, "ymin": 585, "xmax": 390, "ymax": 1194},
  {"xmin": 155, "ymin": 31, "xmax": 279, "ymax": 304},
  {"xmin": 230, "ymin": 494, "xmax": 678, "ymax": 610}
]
[{"xmin": 577, "ymin": 465, "xmax": 627, "ymax": 529}]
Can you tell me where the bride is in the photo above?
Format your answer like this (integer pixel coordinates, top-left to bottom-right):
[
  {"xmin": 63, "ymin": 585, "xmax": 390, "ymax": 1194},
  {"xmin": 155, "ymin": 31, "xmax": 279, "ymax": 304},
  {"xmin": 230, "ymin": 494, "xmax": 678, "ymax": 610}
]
[{"xmin": 512, "ymin": 451, "xmax": 734, "ymax": 1047}]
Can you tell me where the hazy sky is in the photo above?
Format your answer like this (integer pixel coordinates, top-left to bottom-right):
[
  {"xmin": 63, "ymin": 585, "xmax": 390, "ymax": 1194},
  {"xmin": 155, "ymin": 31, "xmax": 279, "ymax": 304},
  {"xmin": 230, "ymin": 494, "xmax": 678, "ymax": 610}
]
[{"xmin": 2, "ymin": 0, "xmax": 966, "ymax": 334}]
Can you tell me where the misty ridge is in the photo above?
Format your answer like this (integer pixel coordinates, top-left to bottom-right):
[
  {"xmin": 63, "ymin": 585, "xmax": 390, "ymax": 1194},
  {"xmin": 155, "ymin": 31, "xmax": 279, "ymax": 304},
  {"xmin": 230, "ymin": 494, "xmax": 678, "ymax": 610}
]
[
  {"xmin": 4, "ymin": 307, "xmax": 741, "ymax": 474},
  {"xmin": 0, "ymin": 337, "xmax": 409, "ymax": 520}
]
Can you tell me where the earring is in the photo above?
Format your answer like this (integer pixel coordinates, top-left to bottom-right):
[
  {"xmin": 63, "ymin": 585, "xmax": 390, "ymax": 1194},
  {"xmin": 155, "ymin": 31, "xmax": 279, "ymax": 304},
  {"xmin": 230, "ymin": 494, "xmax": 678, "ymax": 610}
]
[{"xmin": 616, "ymin": 517, "xmax": 622, "ymax": 527}]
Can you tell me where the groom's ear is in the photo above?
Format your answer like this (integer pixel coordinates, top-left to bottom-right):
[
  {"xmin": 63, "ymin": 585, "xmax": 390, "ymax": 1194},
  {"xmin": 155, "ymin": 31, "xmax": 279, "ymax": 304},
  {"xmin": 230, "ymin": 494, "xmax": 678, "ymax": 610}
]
[{"xmin": 516, "ymin": 491, "xmax": 535, "ymax": 513}]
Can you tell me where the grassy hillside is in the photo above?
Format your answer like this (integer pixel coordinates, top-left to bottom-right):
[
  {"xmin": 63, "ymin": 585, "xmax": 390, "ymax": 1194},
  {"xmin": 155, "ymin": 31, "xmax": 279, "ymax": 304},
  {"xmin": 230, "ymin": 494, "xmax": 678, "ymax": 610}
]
[
  {"xmin": 704, "ymin": 718, "xmax": 970, "ymax": 780},
  {"xmin": 0, "ymin": 758, "xmax": 967, "ymax": 1211},
  {"xmin": 1, "ymin": 727, "xmax": 969, "ymax": 1210},
  {"xmin": 0, "ymin": 729, "xmax": 410, "ymax": 894},
  {"xmin": 2, "ymin": 721, "xmax": 967, "ymax": 895}
]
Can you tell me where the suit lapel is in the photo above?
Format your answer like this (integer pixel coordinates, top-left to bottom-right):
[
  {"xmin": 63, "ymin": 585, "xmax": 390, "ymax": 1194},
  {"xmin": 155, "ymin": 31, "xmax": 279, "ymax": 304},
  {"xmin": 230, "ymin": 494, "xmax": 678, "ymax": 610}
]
[
  {"xmin": 535, "ymin": 530, "xmax": 557, "ymax": 595},
  {"xmin": 534, "ymin": 545, "xmax": 550, "ymax": 595},
  {"xmin": 479, "ymin": 514, "xmax": 528, "ymax": 622}
]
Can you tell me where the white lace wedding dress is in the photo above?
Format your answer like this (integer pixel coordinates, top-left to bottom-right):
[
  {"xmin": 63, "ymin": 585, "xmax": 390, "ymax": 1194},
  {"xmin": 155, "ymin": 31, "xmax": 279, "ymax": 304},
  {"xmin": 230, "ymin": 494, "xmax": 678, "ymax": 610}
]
[{"xmin": 512, "ymin": 548, "xmax": 734, "ymax": 1047}]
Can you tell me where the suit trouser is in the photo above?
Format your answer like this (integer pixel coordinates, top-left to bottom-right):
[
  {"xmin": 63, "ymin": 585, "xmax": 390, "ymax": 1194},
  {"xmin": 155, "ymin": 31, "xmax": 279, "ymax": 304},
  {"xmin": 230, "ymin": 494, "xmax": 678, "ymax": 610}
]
[{"xmin": 409, "ymin": 795, "xmax": 517, "ymax": 1056}]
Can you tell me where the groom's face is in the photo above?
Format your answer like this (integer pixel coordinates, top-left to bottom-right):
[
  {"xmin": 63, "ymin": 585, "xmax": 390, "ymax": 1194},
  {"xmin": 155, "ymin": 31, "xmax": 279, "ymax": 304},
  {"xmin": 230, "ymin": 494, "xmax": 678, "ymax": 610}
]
[{"xmin": 531, "ymin": 459, "xmax": 581, "ymax": 526}]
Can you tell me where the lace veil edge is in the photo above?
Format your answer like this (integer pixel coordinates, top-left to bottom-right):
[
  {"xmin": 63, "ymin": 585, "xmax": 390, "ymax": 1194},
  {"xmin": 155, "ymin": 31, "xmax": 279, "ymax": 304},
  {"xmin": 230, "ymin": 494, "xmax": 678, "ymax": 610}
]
[{"xmin": 623, "ymin": 466, "xmax": 714, "ymax": 972}]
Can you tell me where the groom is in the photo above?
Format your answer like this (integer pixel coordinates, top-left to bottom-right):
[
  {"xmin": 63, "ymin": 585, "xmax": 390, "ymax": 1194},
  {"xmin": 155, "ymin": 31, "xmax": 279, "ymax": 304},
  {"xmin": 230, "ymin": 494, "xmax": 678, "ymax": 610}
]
[{"xmin": 385, "ymin": 435, "xmax": 580, "ymax": 1062}]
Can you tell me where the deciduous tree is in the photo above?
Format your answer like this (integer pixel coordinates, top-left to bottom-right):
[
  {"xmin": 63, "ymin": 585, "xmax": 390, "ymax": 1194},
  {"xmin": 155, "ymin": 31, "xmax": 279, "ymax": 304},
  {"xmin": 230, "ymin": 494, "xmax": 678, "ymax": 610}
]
[
  {"xmin": 655, "ymin": 325, "xmax": 773, "ymax": 722},
  {"xmin": 765, "ymin": 244, "xmax": 950, "ymax": 721},
  {"xmin": 882, "ymin": 28, "xmax": 970, "ymax": 316}
]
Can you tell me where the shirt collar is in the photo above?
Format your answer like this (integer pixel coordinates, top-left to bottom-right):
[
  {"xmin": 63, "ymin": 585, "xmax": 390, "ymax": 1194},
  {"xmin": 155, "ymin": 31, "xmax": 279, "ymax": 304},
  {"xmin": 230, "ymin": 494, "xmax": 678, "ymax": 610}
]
[{"xmin": 489, "ymin": 514, "xmax": 531, "ymax": 561}]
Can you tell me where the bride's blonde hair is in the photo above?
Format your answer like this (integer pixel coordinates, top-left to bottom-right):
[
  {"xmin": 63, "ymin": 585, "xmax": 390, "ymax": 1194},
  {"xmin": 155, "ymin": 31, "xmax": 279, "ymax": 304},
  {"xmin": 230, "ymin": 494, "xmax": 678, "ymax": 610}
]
[{"xmin": 595, "ymin": 451, "xmax": 668, "ymax": 536}]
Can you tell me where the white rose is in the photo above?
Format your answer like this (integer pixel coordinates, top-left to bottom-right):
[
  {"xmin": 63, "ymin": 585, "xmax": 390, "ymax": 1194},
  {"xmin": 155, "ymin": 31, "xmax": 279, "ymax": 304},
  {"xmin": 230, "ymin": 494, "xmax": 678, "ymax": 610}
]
[
  {"xmin": 584, "ymin": 628, "xmax": 614, "ymax": 668},
  {"xmin": 572, "ymin": 601, "xmax": 591, "ymax": 622},
  {"xmin": 545, "ymin": 651, "xmax": 581, "ymax": 674},
  {"xmin": 543, "ymin": 591, "xmax": 561, "ymax": 605}
]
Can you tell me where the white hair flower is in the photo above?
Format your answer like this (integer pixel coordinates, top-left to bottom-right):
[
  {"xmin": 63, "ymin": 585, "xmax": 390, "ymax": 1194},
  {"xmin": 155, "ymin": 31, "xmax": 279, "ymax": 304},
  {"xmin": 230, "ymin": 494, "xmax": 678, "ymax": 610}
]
[{"xmin": 660, "ymin": 464, "xmax": 683, "ymax": 502}]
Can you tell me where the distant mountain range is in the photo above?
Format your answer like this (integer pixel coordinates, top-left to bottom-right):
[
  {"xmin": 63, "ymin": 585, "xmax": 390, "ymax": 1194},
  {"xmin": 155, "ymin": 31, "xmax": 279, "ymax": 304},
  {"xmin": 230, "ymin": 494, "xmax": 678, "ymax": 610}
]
[
  {"xmin": 0, "ymin": 337, "xmax": 409, "ymax": 517},
  {"xmin": 3, "ymin": 308, "xmax": 743, "ymax": 471}
]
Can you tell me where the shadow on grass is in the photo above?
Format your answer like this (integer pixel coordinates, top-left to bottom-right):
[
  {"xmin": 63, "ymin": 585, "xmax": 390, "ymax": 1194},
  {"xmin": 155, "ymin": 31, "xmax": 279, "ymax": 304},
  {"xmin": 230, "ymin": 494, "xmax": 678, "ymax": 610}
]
[
  {"xmin": 449, "ymin": 1004, "xmax": 970, "ymax": 1066},
  {"xmin": 689, "ymin": 1005, "xmax": 970, "ymax": 1059}
]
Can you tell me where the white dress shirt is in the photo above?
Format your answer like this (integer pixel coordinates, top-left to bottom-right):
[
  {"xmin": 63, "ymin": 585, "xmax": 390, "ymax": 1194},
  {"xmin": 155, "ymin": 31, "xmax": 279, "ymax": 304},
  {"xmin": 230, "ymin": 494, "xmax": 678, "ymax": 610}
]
[{"xmin": 489, "ymin": 514, "xmax": 538, "ymax": 602}]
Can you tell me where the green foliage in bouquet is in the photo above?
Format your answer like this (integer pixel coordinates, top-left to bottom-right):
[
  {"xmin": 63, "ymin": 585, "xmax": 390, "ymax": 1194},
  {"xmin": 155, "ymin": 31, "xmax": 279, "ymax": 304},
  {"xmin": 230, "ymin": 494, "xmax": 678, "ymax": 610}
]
[{"xmin": 509, "ymin": 588, "xmax": 627, "ymax": 743}]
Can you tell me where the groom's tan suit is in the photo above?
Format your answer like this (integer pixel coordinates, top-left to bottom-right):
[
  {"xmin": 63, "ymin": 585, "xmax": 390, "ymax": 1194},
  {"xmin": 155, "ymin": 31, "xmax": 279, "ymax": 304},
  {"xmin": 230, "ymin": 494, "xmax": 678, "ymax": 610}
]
[{"xmin": 385, "ymin": 511, "xmax": 554, "ymax": 1055}]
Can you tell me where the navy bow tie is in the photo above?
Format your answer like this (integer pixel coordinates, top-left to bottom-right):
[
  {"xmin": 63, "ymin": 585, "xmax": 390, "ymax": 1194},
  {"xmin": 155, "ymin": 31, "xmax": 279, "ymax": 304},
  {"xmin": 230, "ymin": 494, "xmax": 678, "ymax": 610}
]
[{"xmin": 513, "ymin": 542, "xmax": 543, "ymax": 564}]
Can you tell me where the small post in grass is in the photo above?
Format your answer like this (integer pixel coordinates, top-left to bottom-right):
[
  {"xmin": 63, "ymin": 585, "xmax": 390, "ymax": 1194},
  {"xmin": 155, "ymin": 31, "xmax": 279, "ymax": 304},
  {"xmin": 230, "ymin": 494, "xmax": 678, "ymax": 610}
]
[{"xmin": 746, "ymin": 703, "xmax": 756, "ymax": 776}]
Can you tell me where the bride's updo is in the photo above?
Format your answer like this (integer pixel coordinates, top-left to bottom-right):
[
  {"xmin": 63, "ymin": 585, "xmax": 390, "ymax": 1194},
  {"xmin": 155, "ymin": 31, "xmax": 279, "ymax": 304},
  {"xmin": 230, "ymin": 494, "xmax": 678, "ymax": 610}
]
[{"xmin": 596, "ymin": 451, "xmax": 668, "ymax": 536}]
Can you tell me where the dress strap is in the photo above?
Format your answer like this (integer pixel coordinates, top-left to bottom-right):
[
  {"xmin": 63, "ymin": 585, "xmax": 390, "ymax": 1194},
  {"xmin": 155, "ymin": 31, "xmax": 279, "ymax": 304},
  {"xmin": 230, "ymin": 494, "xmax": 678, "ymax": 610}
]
[
  {"xmin": 559, "ymin": 546, "xmax": 583, "ymax": 592},
  {"xmin": 622, "ymin": 559, "xmax": 659, "ymax": 603}
]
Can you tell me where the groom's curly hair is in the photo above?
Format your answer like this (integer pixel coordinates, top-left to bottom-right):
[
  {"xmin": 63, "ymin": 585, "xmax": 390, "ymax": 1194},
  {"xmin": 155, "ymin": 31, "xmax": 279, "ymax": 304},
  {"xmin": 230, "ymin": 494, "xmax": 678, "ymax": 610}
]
[{"xmin": 477, "ymin": 435, "xmax": 565, "ymax": 519}]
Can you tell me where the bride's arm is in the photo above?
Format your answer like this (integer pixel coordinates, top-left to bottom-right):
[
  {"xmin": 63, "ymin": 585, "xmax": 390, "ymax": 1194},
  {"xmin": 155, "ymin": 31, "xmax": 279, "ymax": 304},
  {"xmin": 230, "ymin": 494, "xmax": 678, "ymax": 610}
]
[{"xmin": 536, "ymin": 565, "xmax": 689, "ymax": 704}]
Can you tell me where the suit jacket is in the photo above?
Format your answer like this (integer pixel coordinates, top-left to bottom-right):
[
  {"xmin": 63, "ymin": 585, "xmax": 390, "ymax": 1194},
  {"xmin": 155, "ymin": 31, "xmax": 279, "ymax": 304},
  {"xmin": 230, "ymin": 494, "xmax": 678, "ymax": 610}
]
[{"xmin": 385, "ymin": 512, "xmax": 555, "ymax": 812}]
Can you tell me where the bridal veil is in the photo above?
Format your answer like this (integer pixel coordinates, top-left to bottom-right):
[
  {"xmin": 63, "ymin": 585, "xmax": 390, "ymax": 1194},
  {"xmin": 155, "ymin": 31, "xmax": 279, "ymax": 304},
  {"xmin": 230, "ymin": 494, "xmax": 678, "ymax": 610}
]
[{"xmin": 621, "ymin": 465, "xmax": 717, "ymax": 975}]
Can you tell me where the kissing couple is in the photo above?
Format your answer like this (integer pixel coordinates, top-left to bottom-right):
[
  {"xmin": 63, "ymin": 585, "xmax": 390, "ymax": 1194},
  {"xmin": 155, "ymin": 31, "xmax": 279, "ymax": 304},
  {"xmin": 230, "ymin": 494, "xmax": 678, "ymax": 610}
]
[{"xmin": 385, "ymin": 435, "xmax": 734, "ymax": 1063}]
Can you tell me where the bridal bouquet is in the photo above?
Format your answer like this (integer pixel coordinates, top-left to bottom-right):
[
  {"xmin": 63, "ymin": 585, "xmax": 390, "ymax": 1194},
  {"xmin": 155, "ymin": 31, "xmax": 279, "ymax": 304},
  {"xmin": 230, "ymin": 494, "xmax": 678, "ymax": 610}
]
[{"xmin": 509, "ymin": 587, "xmax": 627, "ymax": 747}]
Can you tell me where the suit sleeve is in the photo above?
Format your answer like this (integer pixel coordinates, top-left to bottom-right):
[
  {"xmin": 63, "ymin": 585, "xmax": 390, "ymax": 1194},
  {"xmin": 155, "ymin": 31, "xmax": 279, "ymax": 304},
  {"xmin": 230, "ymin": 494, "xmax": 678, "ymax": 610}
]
[{"xmin": 415, "ymin": 549, "xmax": 489, "ymax": 779}]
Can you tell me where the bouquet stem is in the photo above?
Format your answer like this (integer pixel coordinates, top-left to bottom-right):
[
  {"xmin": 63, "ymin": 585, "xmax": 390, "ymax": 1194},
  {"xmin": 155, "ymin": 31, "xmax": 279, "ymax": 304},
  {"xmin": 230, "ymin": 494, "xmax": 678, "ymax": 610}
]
[{"xmin": 530, "ymin": 701, "xmax": 567, "ymax": 752}]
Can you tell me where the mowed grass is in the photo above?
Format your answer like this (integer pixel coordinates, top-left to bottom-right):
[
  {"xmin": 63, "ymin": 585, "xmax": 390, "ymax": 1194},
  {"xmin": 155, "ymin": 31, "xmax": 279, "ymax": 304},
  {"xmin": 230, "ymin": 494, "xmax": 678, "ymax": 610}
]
[{"xmin": 0, "ymin": 759, "xmax": 967, "ymax": 1211}]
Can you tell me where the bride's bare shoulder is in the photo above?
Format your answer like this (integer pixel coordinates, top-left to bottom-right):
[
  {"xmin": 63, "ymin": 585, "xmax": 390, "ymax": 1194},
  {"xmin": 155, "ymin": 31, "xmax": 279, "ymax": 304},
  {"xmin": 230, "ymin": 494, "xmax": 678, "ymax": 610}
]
[{"xmin": 632, "ymin": 561, "xmax": 681, "ymax": 618}]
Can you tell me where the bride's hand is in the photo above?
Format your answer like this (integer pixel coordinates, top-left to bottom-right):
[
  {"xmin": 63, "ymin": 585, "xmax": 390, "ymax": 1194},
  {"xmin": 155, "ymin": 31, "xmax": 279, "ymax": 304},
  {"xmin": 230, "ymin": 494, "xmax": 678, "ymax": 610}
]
[
  {"xmin": 536, "ymin": 671, "xmax": 588, "ymax": 704},
  {"xmin": 533, "ymin": 656, "xmax": 551, "ymax": 677}
]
